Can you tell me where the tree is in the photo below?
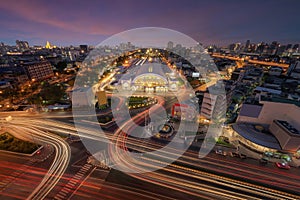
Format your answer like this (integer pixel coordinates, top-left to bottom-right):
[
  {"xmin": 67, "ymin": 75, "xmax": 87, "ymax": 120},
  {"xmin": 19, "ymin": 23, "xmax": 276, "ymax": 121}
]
[
  {"xmin": 56, "ymin": 61, "xmax": 67, "ymax": 72},
  {"xmin": 40, "ymin": 84, "xmax": 65, "ymax": 104}
]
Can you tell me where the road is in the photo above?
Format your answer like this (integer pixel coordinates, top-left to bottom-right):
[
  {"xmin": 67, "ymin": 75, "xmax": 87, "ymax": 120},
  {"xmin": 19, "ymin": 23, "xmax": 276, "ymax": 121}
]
[
  {"xmin": 194, "ymin": 77, "xmax": 218, "ymax": 92},
  {"xmin": 110, "ymin": 124, "xmax": 300, "ymax": 199},
  {"xmin": 1, "ymin": 116, "xmax": 71, "ymax": 200},
  {"xmin": 106, "ymin": 95, "xmax": 300, "ymax": 199},
  {"xmin": 211, "ymin": 53, "xmax": 289, "ymax": 68},
  {"xmin": 1, "ymin": 106, "xmax": 300, "ymax": 199}
]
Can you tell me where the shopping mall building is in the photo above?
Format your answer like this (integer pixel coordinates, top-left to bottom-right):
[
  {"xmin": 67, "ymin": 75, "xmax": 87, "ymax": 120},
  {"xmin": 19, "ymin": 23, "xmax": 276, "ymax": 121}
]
[{"xmin": 225, "ymin": 98, "xmax": 300, "ymax": 157}]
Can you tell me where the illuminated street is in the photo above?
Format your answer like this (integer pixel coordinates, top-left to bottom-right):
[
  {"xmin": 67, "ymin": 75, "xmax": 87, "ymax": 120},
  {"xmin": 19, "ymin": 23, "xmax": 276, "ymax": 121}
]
[
  {"xmin": 1, "ymin": 102, "xmax": 300, "ymax": 199},
  {"xmin": 1, "ymin": 45, "xmax": 300, "ymax": 199},
  {"xmin": 1, "ymin": 1, "xmax": 300, "ymax": 199}
]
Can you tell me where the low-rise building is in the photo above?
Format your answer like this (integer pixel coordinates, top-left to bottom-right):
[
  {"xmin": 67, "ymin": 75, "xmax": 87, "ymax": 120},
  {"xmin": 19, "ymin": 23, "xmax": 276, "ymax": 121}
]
[
  {"xmin": 233, "ymin": 98, "xmax": 300, "ymax": 154},
  {"xmin": 23, "ymin": 61, "xmax": 54, "ymax": 81},
  {"xmin": 270, "ymin": 120, "xmax": 300, "ymax": 152},
  {"xmin": 268, "ymin": 66, "xmax": 283, "ymax": 76}
]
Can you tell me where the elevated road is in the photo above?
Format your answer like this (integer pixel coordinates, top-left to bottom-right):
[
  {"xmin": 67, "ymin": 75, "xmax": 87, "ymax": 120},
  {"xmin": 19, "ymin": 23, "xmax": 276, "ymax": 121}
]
[{"xmin": 211, "ymin": 53, "xmax": 289, "ymax": 69}]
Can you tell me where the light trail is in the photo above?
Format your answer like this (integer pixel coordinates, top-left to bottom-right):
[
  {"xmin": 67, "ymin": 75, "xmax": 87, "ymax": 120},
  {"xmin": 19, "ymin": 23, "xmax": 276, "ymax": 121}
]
[
  {"xmin": 106, "ymin": 93, "xmax": 300, "ymax": 199},
  {"xmin": 2, "ymin": 96, "xmax": 300, "ymax": 200},
  {"xmin": 4, "ymin": 121, "xmax": 71, "ymax": 200}
]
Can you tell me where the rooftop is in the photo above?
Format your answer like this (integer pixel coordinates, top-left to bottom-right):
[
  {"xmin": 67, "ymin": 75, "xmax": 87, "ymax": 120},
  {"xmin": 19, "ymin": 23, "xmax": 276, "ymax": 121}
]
[
  {"xmin": 239, "ymin": 104, "xmax": 262, "ymax": 118},
  {"xmin": 233, "ymin": 123, "xmax": 282, "ymax": 150},
  {"xmin": 260, "ymin": 95, "xmax": 300, "ymax": 107},
  {"xmin": 254, "ymin": 86, "xmax": 282, "ymax": 95},
  {"xmin": 134, "ymin": 63, "xmax": 172, "ymax": 77},
  {"xmin": 275, "ymin": 120, "xmax": 300, "ymax": 136}
]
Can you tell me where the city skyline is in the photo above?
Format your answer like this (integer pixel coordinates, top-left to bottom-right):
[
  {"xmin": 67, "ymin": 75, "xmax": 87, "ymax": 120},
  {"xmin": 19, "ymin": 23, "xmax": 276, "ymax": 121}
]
[
  {"xmin": 1, "ymin": 1, "xmax": 300, "ymax": 199},
  {"xmin": 0, "ymin": 0, "xmax": 300, "ymax": 46}
]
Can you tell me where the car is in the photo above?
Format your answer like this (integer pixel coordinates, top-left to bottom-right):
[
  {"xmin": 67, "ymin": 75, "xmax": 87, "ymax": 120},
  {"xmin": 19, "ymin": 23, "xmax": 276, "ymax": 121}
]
[
  {"xmin": 273, "ymin": 153, "xmax": 281, "ymax": 159},
  {"xmin": 239, "ymin": 154, "xmax": 247, "ymax": 159},
  {"xmin": 280, "ymin": 154, "xmax": 291, "ymax": 162},
  {"xmin": 229, "ymin": 152, "xmax": 239, "ymax": 157},
  {"xmin": 259, "ymin": 157, "xmax": 269, "ymax": 164},
  {"xmin": 264, "ymin": 151, "xmax": 273, "ymax": 157},
  {"xmin": 275, "ymin": 162, "xmax": 290, "ymax": 169},
  {"xmin": 215, "ymin": 149, "xmax": 226, "ymax": 156}
]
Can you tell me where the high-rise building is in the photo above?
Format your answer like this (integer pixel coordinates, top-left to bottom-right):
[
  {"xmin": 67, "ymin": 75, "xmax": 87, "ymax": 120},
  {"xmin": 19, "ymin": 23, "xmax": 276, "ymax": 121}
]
[
  {"xmin": 256, "ymin": 42, "xmax": 266, "ymax": 54},
  {"xmin": 269, "ymin": 41, "xmax": 280, "ymax": 55},
  {"xmin": 286, "ymin": 44, "xmax": 293, "ymax": 50},
  {"xmin": 16, "ymin": 40, "xmax": 29, "ymax": 51},
  {"xmin": 287, "ymin": 61, "xmax": 300, "ymax": 79},
  {"xmin": 229, "ymin": 43, "xmax": 241, "ymax": 52},
  {"xmin": 200, "ymin": 92, "xmax": 226, "ymax": 121},
  {"xmin": 292, "ymin": 44, "xmax": 299, "ymax": 52},
  {"xmin": 200, "ymin": 82, "xmax": 227, "ymax": 122},
  {"xmin": 244, "ymin": 40, "xmax": 250, "ymax": 52},
  {"xmin": 167, "ymin": 41, "xmax": 174, "ymax": 50},
  {"xmin": 80, "ymin": 45, "xmax": 88, "ymax": 54},
  {"xmin": 277, "ymin": 45, "xmax": 287, "ymax": 56}
]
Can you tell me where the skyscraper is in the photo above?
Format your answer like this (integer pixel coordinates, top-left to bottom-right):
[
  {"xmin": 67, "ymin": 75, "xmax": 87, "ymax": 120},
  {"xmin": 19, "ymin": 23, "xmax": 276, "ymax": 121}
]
[
  {"xmin": 167, "ymin": 41, "xmax": 174, "ymax": 50},
  {"xmin": 16, "ymin": 40, "xmax": 29, "ymax": 51},
  {"xmin": 292, "ymin": 44, "xmax": 299, "ymax": 52},
  {"xmin": 244, "ymin": 40, "xmax": 250, "ymax": 52},
  {"xmin": 80, "ymin": 45, "xmax": 88, "ymax": 54},
  {"xmin": 269, "ymin": 41, "xmax": 279, "ymax": 55},
  {"xmin": 287, "ymin": 61, "xmax": 300, "ymax": 79}
]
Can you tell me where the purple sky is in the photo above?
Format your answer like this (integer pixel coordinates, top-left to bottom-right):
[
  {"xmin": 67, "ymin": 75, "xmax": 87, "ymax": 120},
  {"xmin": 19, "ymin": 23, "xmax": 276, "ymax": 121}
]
[{"xmin": 0, "ymin": 0, "xmax": 299, "ymax": 46}]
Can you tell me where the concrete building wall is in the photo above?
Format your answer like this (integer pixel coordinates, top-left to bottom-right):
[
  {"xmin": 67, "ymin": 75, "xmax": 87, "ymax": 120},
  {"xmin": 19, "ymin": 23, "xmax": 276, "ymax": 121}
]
[
  {"xmin": 269, "ymin": 121, "xmax": 300, "ymax": 151},
  {"xmin": 237, "ymin": 102, "xmax": 300, "ymax": 129},
  {"xmin": 269, "ymin": 122, "xmax": 290, "ymax": 149},
  {"xmin": 200, "ymin": 93, "xmax": 216, "ymax": 119},
  {"xmin": 286, "ymin": 139, "xmax": 300, "ymax": 152},
  {"xmin": 23, "ymin": 61, "xmax": 54, "ymax": 81}
]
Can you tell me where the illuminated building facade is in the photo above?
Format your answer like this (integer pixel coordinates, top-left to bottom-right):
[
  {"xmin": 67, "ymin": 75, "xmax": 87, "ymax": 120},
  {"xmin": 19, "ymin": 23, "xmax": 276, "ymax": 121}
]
[
  {"xmin": 119, "ymin": 63, "xmax": 180, "ymax": 93},
  {"xmin": 23, "ymin": 61, "xmax": 54, "ymax": 81}
]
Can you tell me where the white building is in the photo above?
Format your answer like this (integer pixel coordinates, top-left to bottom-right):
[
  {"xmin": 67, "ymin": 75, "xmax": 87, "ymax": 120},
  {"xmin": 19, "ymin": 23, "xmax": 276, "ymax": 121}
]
[
  {"xmin": 119, "ymin": 63, "xmax": 180, "ymax": 93},
  {"xmin": 199, "ymin": 81, "xmax": 227, "ymax": 121},
  {"xmin": 235, "ymin": 98, "xmax": 300, "ymax": 153}
]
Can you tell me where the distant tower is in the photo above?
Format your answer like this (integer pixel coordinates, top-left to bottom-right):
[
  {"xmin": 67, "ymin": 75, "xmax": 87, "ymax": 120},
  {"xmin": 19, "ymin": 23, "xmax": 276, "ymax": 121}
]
[
  {"xmin": 167, "ymin": 41, "xmax": 174, "ymax": 50},
  {"xmin": 79, "ymin": 45, "xmax": 88, "ymax": 54},
  {"xmin": 45, "ymin": 41, "xmax": 56, "ymax": 49},
  {"xmin": 287, "ymin": 61, "xmax": 300, "ymax": 79},
  {"xmin": 45, "ymin": 41, "xmax": 51, "ymax": 49},
  {"xmin": 292, "ymin": 44, "xmax": 299, "ymax": 52},
  {"xmin": 16, "ymin": 40, "xmax": 29, "ymax": 51},
  {"xmin": 244, "ymin": 40, "xmax": 250, "ymax": 52}
]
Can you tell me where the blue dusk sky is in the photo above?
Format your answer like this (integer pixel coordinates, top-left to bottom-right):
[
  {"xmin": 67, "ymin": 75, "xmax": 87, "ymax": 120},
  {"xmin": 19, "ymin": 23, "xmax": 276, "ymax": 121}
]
[{"xmin": 0, "ymin": 0, "xmax": 299, "ymax": 46}]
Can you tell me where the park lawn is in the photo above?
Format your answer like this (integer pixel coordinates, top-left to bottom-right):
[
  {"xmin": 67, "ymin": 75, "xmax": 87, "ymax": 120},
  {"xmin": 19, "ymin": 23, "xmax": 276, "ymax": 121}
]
[
  {"xmin": 0, "ymin": 132, "xmax": 40, "ymax": 154},
  {"xmin": 128, "ymin": 96, "xmax": 149, "ymax": 106}
]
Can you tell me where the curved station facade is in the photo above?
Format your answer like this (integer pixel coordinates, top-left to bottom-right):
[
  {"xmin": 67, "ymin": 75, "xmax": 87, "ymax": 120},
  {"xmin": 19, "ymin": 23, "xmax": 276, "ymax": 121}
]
[{"xmin": 118, "ymin": 61, "xmax": 181, "ymax": 93}]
